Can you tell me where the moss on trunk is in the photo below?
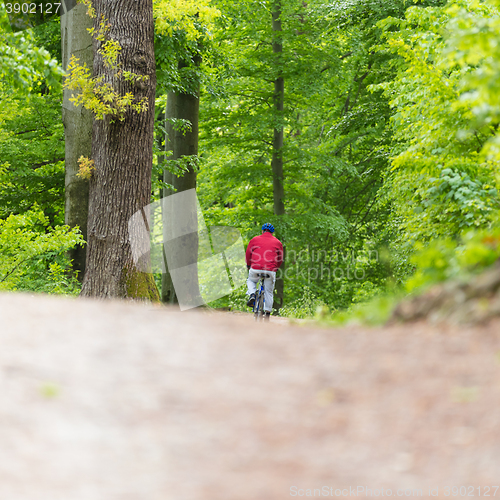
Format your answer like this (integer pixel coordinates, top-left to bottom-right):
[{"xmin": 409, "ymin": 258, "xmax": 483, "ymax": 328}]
[{"xmin": 121, "ymin": 266, "xmax": 160, "ymax": 303}]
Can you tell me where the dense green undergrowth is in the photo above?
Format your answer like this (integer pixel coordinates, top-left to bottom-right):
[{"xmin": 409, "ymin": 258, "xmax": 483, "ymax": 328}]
[{"xmin": 313, "ymin": 227, "xmax": 500, "ymax": 326}]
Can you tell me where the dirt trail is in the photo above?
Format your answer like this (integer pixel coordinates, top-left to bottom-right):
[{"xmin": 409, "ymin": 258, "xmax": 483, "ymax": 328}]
[{"xmin": 0, "ymin": 292, "xmax": 499, "ymax": 500}]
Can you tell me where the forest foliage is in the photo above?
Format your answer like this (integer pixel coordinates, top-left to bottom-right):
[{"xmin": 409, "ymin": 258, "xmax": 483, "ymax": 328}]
[{"xmin": 1, "ymin": 0, "xmax": 500, "ymax": 316}]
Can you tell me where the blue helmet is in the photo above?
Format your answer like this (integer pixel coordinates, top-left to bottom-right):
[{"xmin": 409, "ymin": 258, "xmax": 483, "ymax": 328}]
[{"xmin": 262, "ymin": 222, "xmax": 275, "ymax": 233}]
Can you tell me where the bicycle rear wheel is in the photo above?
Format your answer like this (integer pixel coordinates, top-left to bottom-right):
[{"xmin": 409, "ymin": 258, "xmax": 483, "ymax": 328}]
[{"xmin": 254, "ymin": 289, "xmax": 265, "ymax": 321}]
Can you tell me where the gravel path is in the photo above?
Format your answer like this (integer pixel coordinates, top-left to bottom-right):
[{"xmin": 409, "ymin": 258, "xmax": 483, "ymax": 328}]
[{"xmin": 0, "ymin": 292, "xmax": 499, "ymax": 500}]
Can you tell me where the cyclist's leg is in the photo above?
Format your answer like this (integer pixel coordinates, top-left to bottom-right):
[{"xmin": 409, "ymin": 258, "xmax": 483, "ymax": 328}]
[
  {"xmin": 246, "ymin": 268, "xmax": 259, "ymax": 296},
  {"xmin": 262, "ymin": 271, "xmax": 276, "ymax": 313}
]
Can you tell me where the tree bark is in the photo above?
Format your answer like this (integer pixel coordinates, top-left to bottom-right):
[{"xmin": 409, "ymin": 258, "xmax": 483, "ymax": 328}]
[
  {"xmin": 61, "ymin": 1, "xmax": 92, "ymax": 280},
  {"xmin": 80, "ymin": 0, "xmax": 159, "ymax": 300},
  {"xmin": 272, "ymin": 0, "xmax": 285, "ymax": 311}
]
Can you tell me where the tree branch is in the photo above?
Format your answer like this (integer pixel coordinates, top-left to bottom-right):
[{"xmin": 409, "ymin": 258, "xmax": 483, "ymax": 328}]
[
  {"xmin": 14, "ymin": 129, "xmax": 38, "ymax": 136},
  {"xmin": 31, "ymin": 158, "xmax": 65, "ymax": 169}
]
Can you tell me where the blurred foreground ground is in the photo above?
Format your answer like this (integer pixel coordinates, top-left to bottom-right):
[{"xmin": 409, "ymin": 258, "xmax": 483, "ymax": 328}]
[{"xmin": 0, "ymin": 293, "xmax": 499, "ymax": 500}]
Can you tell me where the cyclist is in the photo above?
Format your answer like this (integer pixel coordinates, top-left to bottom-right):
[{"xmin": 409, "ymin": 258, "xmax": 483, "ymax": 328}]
[{"xmin": 245, "ymin": 223, "xmax": 284, "ymax": 320}]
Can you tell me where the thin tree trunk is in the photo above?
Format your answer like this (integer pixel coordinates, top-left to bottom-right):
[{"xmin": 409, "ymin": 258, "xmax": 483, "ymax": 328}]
[
  {"xmin": 161, "ymin": 58, "xmax": 202, "ymax": 307},
  {"xmin": 61, "ymin": 1, "xmax": 92, "ymax": 280},
  {"xmin": 272, "ymin": 0, "xmax": 285, "ymax": 311},
  {"xmin": 161, "ymin": 92, "xmax": 177, "ymax": 304},
  {"xmin": 173, "ymin": 90, "xmax": 199, "ymax": 192},
  {"xmin": 80, "ymin": 0, "xmax": 159, "ymax": 300},
  {"xmin": 272, "ymin": 1, "xmax": 285, "ymax": 216},
  {"xmin": 171, "ymin": 87, "xmax": 201, "ymax": 306}
]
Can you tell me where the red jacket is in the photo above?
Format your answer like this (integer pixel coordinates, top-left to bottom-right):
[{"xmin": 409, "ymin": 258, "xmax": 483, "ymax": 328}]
[{"xmin": 245, "ymin": 232, "xmax": 284, "ymax": 272}]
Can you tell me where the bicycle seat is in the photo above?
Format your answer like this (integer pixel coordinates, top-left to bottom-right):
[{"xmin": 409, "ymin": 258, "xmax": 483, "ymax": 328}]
[{"xmin": 257, "ymin": 273, "xmax": 271, "ymax": 279}]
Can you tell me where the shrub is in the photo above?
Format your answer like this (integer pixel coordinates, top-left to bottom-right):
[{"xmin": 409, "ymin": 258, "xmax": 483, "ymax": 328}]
[{"xmin": 0, "ymin": 208, "xmax": 84, "ymax": 294}]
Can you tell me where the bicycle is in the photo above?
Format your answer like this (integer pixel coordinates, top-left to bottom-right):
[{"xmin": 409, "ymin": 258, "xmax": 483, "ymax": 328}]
[{"xmin": 253, "ymin": 272, "xmax": 270, "ymax": 321}]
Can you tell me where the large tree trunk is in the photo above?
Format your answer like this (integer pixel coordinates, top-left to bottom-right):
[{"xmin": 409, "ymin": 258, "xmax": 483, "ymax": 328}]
[
  {"xmin": 80, "ymin": 0, "xmax": 159, "ymax": 300},
  {"xmin": 61, "ymin": 1, "xmax": 92, "ymax": 280},
  {"xmin": 272, "ymin": 0, "xmax": 286, "ymax": 311}
]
